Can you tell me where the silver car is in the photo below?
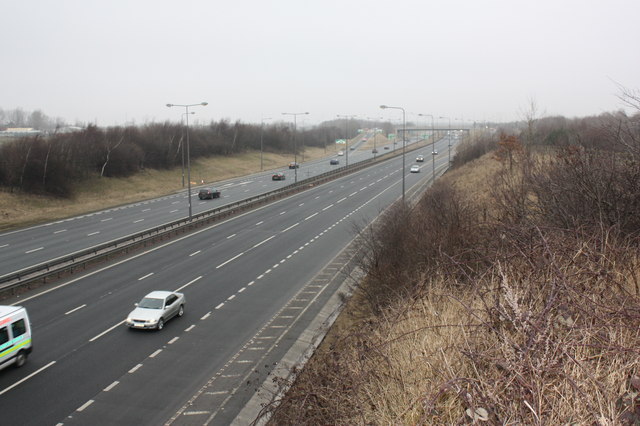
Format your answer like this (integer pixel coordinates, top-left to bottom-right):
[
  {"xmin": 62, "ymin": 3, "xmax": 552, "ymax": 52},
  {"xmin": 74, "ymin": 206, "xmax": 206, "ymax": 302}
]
[{"xmin": 126, "ymin": 291, "xmax": 185, "ymax": 330}]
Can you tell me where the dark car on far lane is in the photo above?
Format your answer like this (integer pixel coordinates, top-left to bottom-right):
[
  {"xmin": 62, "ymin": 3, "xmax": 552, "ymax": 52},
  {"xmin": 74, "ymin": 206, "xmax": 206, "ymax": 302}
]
[
  {"xmin": 272, "ymin": 172, "xmax": 286, "ymax": 180},
  {"xmin": 198, "ymin": 188, "xmax": 221, "ymax": 199}
]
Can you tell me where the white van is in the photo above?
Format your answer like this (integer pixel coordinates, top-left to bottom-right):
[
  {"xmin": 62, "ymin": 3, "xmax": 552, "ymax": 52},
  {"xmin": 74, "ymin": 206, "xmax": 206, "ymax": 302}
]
[{"xmin": 0, "ymin": 305, "xmax": 33, "ymax": 371}]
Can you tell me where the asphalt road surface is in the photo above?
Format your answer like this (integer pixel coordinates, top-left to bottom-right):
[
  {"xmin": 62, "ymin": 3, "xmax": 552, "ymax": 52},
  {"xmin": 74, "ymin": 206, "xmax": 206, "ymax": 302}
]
[{"xmin": 0, "ymin": 136, "xmax": 455, "ymax": 425}]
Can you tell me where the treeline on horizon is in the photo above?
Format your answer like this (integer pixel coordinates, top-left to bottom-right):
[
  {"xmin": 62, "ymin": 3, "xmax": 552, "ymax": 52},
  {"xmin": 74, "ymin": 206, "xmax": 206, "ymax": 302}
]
[{"xmin": 0, "ymin": 118, "xmax": 393, "ymax": 197}]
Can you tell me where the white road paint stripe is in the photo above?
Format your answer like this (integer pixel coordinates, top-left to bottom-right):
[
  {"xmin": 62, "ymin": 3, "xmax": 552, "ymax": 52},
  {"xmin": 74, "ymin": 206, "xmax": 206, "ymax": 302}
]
[
  {"xmin": 201, "ymin": 312, "xmax": 211, "ymax": 320},
  {"xmin": 0, "ymin": 244, "xmax": 8, "ymax": 248},
  {"xmin": 129, "ymin": 364, "xmax": 143, "ymax": 373},
  {"xmin": 337, "ymin": 197, "xmax": 347, "ymax": 203},
  {"xmin": 189, "ymin": 250, "xmax": 201, "ymax": 256},
  {"xmin": 247, "ymin": 280, "xmax": 255, "ymax": 286},
  {"xmin": 89, "ymin": 320, "xmax": 125, "ymax": 342},
  {"xmin": 170, "ymin": 209, "xmax": 179, "ymax": 213},
  {"xmin": 238, "ymin": 287, "xmax": 246, "ymax": 293},
  {"xmin": 216, "ymin": 252, "xmax": 244, "ymax": 269},
  {"xmin": 252, "ymin": 235, "xmax": 275, "ymax": 248},
  {"xmin": 142, "ymin": 208, "xmax": 151, "ymax": 212},
  {"xmin": 227, "ymin": 234, "xmax": 236, "ymax": 239},
  {"xmin": 150, "ymin": 349, "xmax": 163, "ymax": 358},
  {"xmin": 65, "ymin": 304, "xmax": 86, "ymax": 315},
  {"xmin": 87, "ymin": 231, "xmax": 100, "ymax": 236},
  {"xmin": 185, "ymin": 324, "xmax": 195, "ymax": 332},
  {"xmin": 322, "ymin": 204, "xmax": 334, "ymax": 211},
  {"xmin": 138, "ymin": 272, "xmax": 154, "ymax": 280},
  {"xmin": 227, "ymin": 295, "xmax": 236, "ymax": 301},
  {"xmin": 349, "ymin": 191, "xmax": 358, "ymax": 196},
  {"xmin": 168, "ymin": 337, "xmax": 179, "ymax": 344},
  {"xmin": 175, "ymin": 275, "xmax": 202, "ymax": 292},
  {"xmin": 54, "ymin": 229, "xmax": 67, "ymax": 234},
  {"xmin": 255, "ymin": 221, "xmax": 263, "ymax": 226},
  {"xmin": 25, "ymin": 247, "xmax": 44, "ymax": 254},
  {"xmin": 133, "ymin": 219, "xmax": 144, "ymax": 223},
  {"xmin": 305, "ymin": 212, "xmax": 318, "ymax": 220},
  {"xmin": 100, "ymin": 218, "xmax": 112, "ymax": 222},
  {"xmin": 215, "ymin": 303, "xmax": 224, "ymax": 309},
  {"xmin": 281, "ymin": 223, "xmax": 299, "ymax": 232},
  {"xmin": 77, "ymin": 400, "xmax": 94, "ymax": 412},
  {"xmin": 0, "ymin": 361, "xmax": 56, "ymax": 396},
  {"xmin": 104, "ymin": 381, "xmax": 119, "ymax": 392},
  {"xmin": 280, "ymin": 211, "xmax": 286, "ymax": 215}
]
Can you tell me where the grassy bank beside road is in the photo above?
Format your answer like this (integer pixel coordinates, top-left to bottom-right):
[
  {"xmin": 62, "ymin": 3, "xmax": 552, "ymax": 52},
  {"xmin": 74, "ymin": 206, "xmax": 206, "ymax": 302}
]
[
  {"xmin": 0, "ymin": 146, "xmax": 334, "ymax": 231},
  {"xmin": 270, "ymin": 126, "xmax": 640, "ymax": 424}
]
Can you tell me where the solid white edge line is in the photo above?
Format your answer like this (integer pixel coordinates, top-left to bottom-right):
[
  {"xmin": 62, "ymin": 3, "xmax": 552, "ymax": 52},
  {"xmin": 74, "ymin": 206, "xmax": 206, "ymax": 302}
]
[{"xmin": 0, "ymin": 361, "xmax": 56, "ymax": 396}]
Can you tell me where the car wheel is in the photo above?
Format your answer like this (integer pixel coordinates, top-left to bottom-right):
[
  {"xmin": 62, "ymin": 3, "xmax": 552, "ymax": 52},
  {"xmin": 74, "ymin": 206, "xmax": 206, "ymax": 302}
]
[
  {"xmin": 157, "ymin": 318, "xmax": 164, "ymax": 330},
  {"xmin": 14, "ymin": 351, "xmax": 27, "ymax": 368},
  {"xmin": 178, "ymin": 305, "xmax": 184, "ymax": 317}
]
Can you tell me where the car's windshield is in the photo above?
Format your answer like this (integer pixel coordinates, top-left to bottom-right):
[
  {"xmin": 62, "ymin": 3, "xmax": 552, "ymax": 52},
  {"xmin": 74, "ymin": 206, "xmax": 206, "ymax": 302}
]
[{"xmin": 138, "ymin": 297, "xmax": 163, "ymax": 309}]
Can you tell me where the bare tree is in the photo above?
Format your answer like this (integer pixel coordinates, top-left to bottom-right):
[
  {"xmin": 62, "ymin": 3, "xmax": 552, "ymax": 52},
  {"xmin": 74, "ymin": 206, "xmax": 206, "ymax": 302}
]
[{"xmin": 100, "ymin": 136, "xmax": 124, "ymax": 177}]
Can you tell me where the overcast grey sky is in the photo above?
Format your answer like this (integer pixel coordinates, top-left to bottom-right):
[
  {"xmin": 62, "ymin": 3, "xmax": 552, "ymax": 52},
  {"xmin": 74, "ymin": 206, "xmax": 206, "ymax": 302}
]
[{"xmin": 2, "ymin": 0, "xmax": 639, "ymax": 127}]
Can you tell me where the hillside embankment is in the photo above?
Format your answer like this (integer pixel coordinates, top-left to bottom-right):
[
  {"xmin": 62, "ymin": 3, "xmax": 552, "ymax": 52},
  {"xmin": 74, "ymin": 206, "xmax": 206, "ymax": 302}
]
[
  {"xmin": 0, "ymin": 146, "xmax": 336, "ymax": 231},
  {"xmin": 268, "ymin": 116, "xmax": 640, "ymax": 425}
]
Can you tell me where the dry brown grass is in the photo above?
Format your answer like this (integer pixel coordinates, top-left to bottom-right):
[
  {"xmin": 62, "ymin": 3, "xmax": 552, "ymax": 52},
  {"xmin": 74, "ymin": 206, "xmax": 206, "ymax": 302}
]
[
  {"xmin": 0, "ymin": 146, "xmax": 333, "ymax": 231},
  {"xmin": 269, "ymin": 146, "xmax": 640, "ymax": 425}
]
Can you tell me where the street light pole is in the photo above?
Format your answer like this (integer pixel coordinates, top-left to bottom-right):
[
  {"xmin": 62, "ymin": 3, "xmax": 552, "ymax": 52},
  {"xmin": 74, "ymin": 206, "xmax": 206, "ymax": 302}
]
[
  {"xmin": 166, "ymin": 101, "xmax": 208, "ymax": 221},
  {"xmin": 282, "ymin": 112, "xmax": 309, "ymax": 183},
  {"xmin": 260, "ymin": 116, "xmax": 271, "ymax": 171},
  {"xmin": 419, "ymin": 113, "xmax": 435, "ymax": 181},
  {"xmin": 380, "ymin": 105, "xmax": 406, "ymax": 202},
  {"xmin": 337, "ymin": 114, "xmax": 357, "ymax": 167},
  {"xmin": 180, "ymin": 111, "xmax": 195, "ymax": 188},
  {"xmin": 366, "ymin": 116, "xmax": 383, "ymax": 158},
  {"xmin": 439, "ymin": 116, "xmax": 451, "ymax": 165}
]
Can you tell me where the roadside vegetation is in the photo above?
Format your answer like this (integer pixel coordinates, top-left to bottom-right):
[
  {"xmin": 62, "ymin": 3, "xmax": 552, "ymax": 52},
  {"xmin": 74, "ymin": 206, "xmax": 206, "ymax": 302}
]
[
  {"xmin": 0, "ymin": 146, "xmax": 336, "ymax": 231},
  {"xmin": 267, "ymin": 106, "xmax": 640, "ymax": 424}
]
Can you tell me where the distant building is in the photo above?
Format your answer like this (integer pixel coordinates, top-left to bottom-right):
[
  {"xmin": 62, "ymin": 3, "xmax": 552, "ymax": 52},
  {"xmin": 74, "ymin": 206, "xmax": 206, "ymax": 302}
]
[{"xmin": 0, "ymin": 127, "xmax": 41, "ymax": 137}]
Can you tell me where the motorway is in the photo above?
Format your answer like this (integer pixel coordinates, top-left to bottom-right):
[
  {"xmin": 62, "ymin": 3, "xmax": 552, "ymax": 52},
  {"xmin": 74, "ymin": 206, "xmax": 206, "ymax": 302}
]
[
  {"xmin": 0, "ymin": 134, "xmax": 427, "ymax": 281},
  {"xmin": 0, "ymin": 136, "xmax": 454, "ymax": 425}
]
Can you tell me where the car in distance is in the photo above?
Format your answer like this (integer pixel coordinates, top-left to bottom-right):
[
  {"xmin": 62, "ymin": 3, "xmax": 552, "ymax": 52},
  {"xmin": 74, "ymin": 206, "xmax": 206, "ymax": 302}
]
[
  {"xmin": 337, "ymin": 150, "xmax": 344, "ymax": 156},
  {"xmin": 416, "ymin": 155, "xmax": 424, "ymax": 162},
  {"xmin": 198, "ymin": 188, "xmax": 221, "ymax": 199},
  {"xmin": 288, "ymin": 162, "xmax": 299, "ymax": 169},
  {"xmin": 410, "ymin": 165, "xmax": 421, "ymax": 173},
  {"xmin": 432, "ymin": 150, "xmax": 438, "ymax": 155},
  {"xmin": 384, "ymin": 146, "xmax": 390, "ymax": 150},
  {"xmin": 372, "ymin": 149, "xmax": 378, "ymax": 154},
  {"xmin": 330, "ymin": 159, "xmax": 340, "ymax": 165},
  {"xmin": 126, "ymin": 291, "xmax": 185, "ymax": 330},
  {"xmin": 272, "ymin": 172, "xmax": 286, "ymax": 180}
]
